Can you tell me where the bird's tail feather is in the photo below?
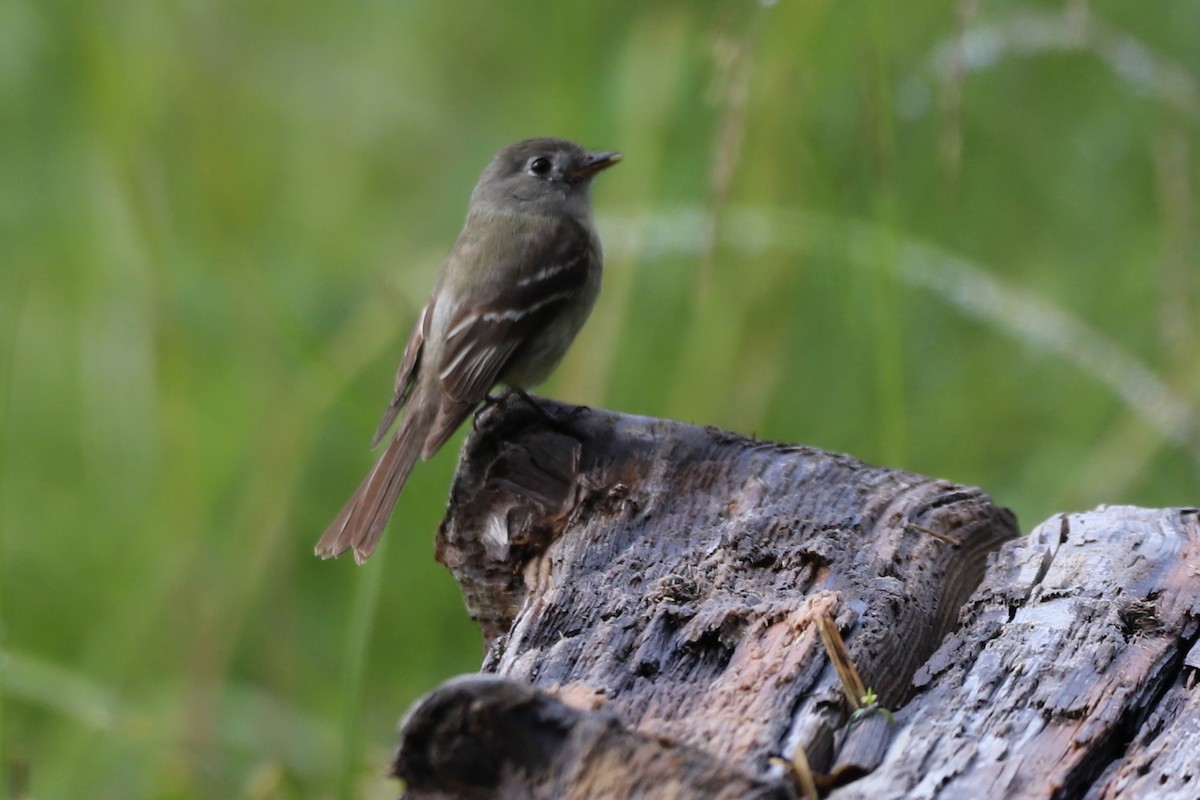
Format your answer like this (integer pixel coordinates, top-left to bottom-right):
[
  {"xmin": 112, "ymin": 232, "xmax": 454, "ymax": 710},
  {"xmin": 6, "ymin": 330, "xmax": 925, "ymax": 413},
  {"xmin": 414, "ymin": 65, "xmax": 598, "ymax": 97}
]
[{"xmin": 315, "ymin": 397, "xmax": 436, "ymax": 564}]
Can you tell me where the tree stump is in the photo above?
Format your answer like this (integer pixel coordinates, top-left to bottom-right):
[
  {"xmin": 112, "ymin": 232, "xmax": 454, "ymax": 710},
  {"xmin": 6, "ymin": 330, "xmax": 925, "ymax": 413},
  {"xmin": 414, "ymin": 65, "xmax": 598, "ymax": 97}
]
[{"xmin": 390, "ymin": 397, "xmax": 1200, "ymax": 799}]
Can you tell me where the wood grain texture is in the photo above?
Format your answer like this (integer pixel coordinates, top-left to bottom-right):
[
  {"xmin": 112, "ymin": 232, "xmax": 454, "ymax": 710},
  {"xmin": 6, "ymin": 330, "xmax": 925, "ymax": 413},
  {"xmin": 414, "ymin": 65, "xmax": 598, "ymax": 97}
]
[
  {"xmin": 834, "ymin": 505, "xmax": 1200, "ymax": 800},
  {"xmin": 431, "ymin": 397, "xmax": 1018, "ymax": 781},
  {"xmin": 393, "ymin": 400, "xmax": 1200, "ymax": 798}
]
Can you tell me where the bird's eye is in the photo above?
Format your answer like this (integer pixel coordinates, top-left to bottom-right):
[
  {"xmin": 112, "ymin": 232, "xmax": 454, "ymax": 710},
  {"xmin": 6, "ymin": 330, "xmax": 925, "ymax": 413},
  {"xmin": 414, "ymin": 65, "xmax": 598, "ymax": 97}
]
[{"xmin": 527, "ymin": 157, "xmax": 552, "ymax": 176}]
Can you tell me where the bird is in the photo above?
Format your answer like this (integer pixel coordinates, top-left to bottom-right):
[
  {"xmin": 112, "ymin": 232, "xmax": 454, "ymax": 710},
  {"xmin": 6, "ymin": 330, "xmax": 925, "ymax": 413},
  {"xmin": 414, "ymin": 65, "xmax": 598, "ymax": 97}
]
[{"xmin": 316, "ymin": 137, "xmax": 621, "ymax": 564}]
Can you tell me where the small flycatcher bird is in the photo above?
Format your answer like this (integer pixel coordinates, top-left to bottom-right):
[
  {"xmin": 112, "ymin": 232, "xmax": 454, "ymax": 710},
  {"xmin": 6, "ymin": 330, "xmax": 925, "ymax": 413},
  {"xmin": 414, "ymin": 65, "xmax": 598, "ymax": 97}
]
[{"xmin": 316, "ymin": 137, "xmax": 621, "ymax": 564}]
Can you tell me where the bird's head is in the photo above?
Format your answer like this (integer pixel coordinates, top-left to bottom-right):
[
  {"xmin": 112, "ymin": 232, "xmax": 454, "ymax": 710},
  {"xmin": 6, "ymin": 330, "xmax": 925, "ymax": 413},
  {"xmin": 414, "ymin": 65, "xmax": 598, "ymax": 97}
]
[{"xmin": 470, "ymin": 137, "xmax": 621, "ymax": 218}]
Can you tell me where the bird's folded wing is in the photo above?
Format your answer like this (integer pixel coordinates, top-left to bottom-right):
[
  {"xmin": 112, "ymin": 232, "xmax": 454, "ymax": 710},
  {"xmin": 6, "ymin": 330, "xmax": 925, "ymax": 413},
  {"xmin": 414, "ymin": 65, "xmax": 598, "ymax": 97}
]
[{"xmin": 424, "ymin": 217, "xmax": 593, "ymax": 454}]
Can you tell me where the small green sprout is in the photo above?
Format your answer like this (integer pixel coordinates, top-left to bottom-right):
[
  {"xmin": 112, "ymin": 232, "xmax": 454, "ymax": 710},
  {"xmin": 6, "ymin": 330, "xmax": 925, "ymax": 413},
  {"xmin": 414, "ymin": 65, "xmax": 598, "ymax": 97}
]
[{"xmin": 850, "ymin": 687, "xmax": 895, "ymax": 725}]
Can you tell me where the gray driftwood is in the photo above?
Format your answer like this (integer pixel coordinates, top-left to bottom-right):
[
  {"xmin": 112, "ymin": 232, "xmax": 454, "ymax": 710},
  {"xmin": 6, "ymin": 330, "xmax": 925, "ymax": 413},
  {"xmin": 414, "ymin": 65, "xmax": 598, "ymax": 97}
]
[
  {"xmin": 391, "ymin": 397, "xmax": 1199, "ymax": 799},
  {"xmin": 837, "ymin": 505, "xmax": 1200, "ymax": 800}
]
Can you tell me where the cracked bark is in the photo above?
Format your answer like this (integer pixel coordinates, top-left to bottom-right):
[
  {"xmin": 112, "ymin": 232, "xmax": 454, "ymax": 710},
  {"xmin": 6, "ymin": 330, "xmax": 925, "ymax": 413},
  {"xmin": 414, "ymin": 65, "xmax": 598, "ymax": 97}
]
[
  {"xmin": 837, "ymin": 505, "xmax": 1200, "ymax": 800},
  {"xmin": 390, "ymin": 398, "xmax": 1200, "ymax": 799}
]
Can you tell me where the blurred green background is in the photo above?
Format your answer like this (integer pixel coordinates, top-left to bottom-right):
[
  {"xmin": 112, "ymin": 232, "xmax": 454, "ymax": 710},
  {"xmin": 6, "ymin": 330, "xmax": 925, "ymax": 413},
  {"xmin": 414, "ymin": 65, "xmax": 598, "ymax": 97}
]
[{"xmin": 2, "ymin": 0, "xmax": 1197, "ymax": 797}]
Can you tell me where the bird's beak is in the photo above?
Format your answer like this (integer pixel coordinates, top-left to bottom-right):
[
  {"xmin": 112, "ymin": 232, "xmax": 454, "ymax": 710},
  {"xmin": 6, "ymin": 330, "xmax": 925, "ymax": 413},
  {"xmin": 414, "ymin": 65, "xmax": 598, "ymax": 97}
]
[{"xmin": 570, "ymin": 151, "xmax": 622, "ymax": 179}]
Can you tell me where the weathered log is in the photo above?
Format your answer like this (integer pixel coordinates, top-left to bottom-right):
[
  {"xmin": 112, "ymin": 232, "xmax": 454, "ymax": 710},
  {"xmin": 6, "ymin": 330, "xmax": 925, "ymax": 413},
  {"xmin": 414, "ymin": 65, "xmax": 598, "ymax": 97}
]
[
  {"xmin": 836, "ymin": 505, "xmax": 1200, "ymax": 800},
  {"xmin": 391, "ymin": 399, "xmax": 1199, "ymax": 799},
  {"xmin": 396, "ymin": 397, "xmax": 1015, "ymax": 791},
  {"xmin": 394, "ymin": 675, "xmax": 794, "ymax": 799}
]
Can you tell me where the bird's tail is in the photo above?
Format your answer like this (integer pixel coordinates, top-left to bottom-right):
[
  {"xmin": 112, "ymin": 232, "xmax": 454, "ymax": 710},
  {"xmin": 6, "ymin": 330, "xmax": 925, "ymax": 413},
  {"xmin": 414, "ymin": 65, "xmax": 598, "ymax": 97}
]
[{"xmin": 315, "ymin": 395, "xmax": 437, "ymax": 565}]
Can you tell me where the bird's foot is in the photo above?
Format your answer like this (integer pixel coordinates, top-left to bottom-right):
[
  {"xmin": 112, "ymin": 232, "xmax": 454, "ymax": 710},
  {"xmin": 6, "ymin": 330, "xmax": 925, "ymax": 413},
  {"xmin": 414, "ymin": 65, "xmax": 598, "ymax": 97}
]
[
  {"xmin": 472, "ymin": 389, "xmax": 512, "ymax": 429},
  {"xmin": 514, "ymin": 388, "xmax": 587, "ymax": 433}
]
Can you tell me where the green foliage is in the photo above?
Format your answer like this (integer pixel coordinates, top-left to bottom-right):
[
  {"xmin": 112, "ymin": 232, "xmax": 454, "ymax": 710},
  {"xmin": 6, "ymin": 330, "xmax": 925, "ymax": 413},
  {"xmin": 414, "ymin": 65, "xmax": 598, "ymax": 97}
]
[{"xmin": 2, "ymin": 1, "xmax": 1197, "ymax": 796}]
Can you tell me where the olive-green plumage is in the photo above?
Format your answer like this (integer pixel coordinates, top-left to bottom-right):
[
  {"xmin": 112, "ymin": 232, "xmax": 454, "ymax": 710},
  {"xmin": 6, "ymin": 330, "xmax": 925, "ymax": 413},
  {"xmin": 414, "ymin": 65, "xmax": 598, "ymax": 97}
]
[{"xmin": 316, "ymin": 138, "xmax": 620, "ymax": 564}]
